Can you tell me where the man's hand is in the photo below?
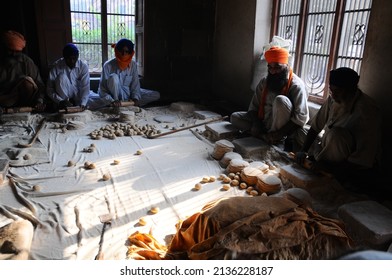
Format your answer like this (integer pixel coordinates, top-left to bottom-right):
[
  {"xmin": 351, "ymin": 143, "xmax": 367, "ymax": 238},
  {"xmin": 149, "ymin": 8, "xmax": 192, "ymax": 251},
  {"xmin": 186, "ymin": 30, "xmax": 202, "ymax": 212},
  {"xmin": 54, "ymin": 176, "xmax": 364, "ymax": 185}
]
[
  {"xmin": 59, "ymin": 100, "xmax": 73, "ymax": 109},
  {"xmin": 35, "ymin": 102, "xmax": 46, "ymax": 112},
  {"xmin": 130, "ymin": 99, "xmax": 139, "ymax": 107},
  {"xmin": 295, "ymin": 151, "xmax": 308, "ymax": 165},
  {"xmin": 111, "ymin": 100, "xmax": 121, "ymax": 107}
]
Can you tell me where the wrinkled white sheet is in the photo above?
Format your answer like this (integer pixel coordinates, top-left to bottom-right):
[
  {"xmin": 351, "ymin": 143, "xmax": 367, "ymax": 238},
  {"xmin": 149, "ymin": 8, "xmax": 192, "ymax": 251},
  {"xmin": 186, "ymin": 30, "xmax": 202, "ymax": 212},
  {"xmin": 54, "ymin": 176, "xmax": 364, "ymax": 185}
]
[{"xmin": 0, "ymin": 106, "xmax": 247, "ymax": 260}]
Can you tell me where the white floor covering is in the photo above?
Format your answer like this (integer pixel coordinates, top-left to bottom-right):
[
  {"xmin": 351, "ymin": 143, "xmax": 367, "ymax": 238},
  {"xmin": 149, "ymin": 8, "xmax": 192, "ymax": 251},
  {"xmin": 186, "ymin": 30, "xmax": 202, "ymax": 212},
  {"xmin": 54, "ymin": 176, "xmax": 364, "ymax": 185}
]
[{"xmin": 0, "ymin": 105, "xmax": 248, "ymax": 260}]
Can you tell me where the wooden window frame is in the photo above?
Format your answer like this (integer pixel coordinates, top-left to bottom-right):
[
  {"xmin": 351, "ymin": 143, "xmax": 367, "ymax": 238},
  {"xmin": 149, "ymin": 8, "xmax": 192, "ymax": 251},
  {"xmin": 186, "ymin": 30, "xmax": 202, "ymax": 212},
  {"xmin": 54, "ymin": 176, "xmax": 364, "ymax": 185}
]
[
  {"xmin": 270, "ymin": 0, "xmax": 371, "ymax": 104},
  {"xmin": 69, "ymin": 0, "xmax": 143, "ymax": 77}
]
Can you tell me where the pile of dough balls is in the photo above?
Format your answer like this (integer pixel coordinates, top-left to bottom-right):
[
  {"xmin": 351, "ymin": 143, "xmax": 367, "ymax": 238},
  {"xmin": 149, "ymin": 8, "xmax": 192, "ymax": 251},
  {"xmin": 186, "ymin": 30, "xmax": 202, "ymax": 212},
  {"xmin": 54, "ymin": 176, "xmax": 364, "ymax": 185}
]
[
  {"xmin": 218, "ymin": 171, "xmax": 269, "ymax": 196},
  {"xmin": 89, "ymin": 122, "xmax": 161, "ymax": 140},
  {"xmin": 193, "ymin": 176, "xmax": 216, "ymax": 191}
]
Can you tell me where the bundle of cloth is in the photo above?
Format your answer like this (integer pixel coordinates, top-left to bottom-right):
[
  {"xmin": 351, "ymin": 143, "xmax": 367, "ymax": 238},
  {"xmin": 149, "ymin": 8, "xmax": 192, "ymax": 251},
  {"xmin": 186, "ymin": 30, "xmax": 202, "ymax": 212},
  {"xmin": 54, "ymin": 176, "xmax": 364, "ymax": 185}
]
[{"xmin": 127, "ymin": 195, "xmax": 354, "ymax": 260}]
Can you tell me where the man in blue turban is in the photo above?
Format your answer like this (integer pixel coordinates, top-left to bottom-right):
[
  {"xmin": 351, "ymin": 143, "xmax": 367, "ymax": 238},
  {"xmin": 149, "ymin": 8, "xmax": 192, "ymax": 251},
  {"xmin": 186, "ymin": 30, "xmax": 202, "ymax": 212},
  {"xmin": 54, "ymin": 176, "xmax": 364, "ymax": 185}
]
[{"xmin": 46, "ymin": 43, "xmax": 90, "ymax": 110}]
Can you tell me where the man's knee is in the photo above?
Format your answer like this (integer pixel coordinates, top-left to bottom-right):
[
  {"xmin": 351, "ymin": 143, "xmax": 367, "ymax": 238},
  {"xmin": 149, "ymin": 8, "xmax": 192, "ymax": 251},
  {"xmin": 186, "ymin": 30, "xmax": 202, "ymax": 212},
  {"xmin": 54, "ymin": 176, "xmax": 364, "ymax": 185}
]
[
  {"xmin": 108, "ymin": 73, "xmax": 120, "ymax": 85},
  {"xmin": 19, "ymin": 76, "xmax": 37, "ymax": 93},
  {"xmin": 273, "ymin": 95, "xmax": 292, "ymax": 111}
]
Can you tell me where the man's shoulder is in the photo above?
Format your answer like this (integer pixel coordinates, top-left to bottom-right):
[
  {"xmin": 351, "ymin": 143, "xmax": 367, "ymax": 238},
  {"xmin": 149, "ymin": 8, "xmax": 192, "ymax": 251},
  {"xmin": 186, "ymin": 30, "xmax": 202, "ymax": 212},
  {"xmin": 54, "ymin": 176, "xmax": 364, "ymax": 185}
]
[
  {"xmin": 290, "ymin": 73, "xmax": 307, "ymax": 92},
  {"xmin": 19, "ymin": 53, "xmax": 36, "ymax": 64},
  {"xmin": 103, "ymin": 58, "xmax": 116, "ymax": 65},
  {"xmin": 52, "ymin": 58, "xmax": 65, "ymax": 66},
  {"xmin": 77, "ymin": 59, "xmax": 89, "ymax": 68},
  {"xmin": 102, "ymin": 58, "xmax": 117, "ymax": 69},
  {"xmin": 292, "ymin": 72, "xmax": 305, "ymax": 84}
]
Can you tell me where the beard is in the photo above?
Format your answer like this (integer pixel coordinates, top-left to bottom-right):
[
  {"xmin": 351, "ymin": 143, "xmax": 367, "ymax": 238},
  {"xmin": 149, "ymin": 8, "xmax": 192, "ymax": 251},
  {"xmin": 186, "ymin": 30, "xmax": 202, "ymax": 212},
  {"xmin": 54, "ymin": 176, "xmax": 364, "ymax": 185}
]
[{"xmin": 267, "ymin": 67, "xmax": 289, "ymax": 92}]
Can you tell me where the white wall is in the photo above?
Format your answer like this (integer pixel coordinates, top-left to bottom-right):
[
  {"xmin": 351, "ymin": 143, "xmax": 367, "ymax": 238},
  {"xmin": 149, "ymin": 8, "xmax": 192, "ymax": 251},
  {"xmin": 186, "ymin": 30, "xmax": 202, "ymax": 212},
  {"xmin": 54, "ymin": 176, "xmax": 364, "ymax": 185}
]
[{"xmin": 212, "ymin": 0, "xmax": 271, "ymax": 110}]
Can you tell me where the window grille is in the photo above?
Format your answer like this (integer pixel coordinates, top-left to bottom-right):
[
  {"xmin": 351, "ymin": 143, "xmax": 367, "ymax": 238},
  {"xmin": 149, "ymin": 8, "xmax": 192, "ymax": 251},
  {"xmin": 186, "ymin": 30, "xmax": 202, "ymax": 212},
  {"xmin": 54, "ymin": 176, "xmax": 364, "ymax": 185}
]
[
  {"xmin": 273, "ymin": 0, "xmax": 372, "ymax": 103},
  {"xmin": 70, "ymin": 0, "xmax": 136, "ymax": 75}
]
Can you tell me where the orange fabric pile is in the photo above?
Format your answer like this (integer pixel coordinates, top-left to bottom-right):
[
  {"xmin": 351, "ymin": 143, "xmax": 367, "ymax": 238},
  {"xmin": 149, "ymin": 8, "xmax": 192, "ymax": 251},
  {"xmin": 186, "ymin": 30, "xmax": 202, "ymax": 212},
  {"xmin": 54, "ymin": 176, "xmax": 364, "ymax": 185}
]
[{"xmin": 127, "ymin": 196, "xmax": 354, "ymax": 260}]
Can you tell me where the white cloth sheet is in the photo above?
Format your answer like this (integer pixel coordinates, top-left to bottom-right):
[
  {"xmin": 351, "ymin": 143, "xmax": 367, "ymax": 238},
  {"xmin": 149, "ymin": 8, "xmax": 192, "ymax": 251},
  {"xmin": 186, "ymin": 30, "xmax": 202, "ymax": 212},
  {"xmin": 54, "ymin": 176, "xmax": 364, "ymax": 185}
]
[{"xmin": 0, "ymin": 106, "xmax": 246, "ymax": 260}]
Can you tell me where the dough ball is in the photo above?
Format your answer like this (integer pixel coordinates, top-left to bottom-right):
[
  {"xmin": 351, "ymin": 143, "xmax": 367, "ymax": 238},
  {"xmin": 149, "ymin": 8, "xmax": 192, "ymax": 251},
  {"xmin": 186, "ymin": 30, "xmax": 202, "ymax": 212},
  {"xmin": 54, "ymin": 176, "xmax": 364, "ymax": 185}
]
[
  {"xmin": 150, "ymin": 207, "xmax": 159, "ymax": 214},
  {"xmin": 138, "ymin": 217, "xmax": 147, "ymax": 226},
  {"xmin": 201, "ymin": 176, "xmax": 210, "ymax": 183},
  {"xmin": 102, "ymin": 173, "xmax": 111, "ymax": 181},
  {"xmin": 250, "ymin": 190, "xmax": 259, "ymax": 196},
  {"xmin": 223, "ymin": 177, "xmax": 231, "ymax": 184},
  {"xmin": 23, "ymin": 154, "xmax": 32, "ymax": 160},
  {"xmin": 230, "ymin": 179, "xmax": 239, "ymax": 186}
]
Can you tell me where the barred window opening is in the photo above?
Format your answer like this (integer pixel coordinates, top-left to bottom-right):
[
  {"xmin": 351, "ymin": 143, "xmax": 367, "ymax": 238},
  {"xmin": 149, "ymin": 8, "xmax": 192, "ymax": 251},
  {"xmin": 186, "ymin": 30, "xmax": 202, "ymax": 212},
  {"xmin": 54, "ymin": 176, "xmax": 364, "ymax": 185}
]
[
  {"xmin": 70, "ymin": 0, "xmax": 136, "ymax": 75},
  {"xmin": 273, "ymin": 0, "xmax": 372, "ymax": 103}
]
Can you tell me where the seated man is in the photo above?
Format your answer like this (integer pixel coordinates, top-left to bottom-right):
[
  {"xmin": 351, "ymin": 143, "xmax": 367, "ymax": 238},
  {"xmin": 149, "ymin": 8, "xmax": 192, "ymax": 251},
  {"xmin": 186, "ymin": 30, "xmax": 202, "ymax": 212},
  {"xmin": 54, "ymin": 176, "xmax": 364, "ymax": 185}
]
[
  {"xmin": 296, "ymin": 67, "xmax": 382, "ymax": 192},
  {"xmin": 46, "ymin": 43, "xmax": 90, "ymax": 110},
  {"xmin": 0, "ymin": 30, "xmax": 46, "ymax": 112},
  {"xmin": 96, "ymin": 38, "xmax": 159, "ymax": 108},
  {"xmin": 230, "ymin": 46, "xmax": 309, "ymax": 150}
]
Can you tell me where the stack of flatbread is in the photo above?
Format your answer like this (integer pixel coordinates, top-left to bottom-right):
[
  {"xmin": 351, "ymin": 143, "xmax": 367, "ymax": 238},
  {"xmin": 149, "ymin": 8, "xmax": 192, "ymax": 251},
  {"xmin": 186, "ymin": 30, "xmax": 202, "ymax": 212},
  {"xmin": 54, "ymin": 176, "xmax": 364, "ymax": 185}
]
[
  {"xmin": 256, "ymin": 173, "xmax": 282, "ymax": 194},
  {"xmin": 226, "ymin": 158, "xmax": 249, "ymax": 173},
  {"xmin": 249, "ymin": 161, "xmax": 270, "ymax": 173},
  {"xmin": 240, "ymin": 166, "xmax": 263, "ymax": 185},
  {"xmin": 220, "ymin": 152, "xmax": 242, "ymax": 168},
  {"xmin": 212, "ymin": 139, "xmax": 234, "ymax": 160}
]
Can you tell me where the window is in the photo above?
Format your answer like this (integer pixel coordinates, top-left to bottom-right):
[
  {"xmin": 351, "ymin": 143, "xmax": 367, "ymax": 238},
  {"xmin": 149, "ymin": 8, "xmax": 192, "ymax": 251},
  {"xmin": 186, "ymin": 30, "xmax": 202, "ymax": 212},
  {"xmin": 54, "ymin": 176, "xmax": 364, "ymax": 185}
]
[
  {"xmin": 70, "ymin": 0, "xmax": 137, "ymax": 75},
  {"xmin": 271, "ymin": 0, "xmax": 372, "ymax": 103}
]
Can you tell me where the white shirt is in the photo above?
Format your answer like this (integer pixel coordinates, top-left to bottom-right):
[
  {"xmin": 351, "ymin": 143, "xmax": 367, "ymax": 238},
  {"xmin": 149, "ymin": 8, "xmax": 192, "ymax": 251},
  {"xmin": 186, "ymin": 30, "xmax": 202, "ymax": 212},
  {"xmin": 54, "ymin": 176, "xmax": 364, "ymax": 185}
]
[
  {"xmin": 47, "ymin": 58, "xmax": 90, "ymax": 106},
  {"xmin": 98, "ymin": 58, "xmax": 141, "ymax": 102},
  {"xmin": 249, "ymin": 73, "xmax": 309, "ymax": 130}
]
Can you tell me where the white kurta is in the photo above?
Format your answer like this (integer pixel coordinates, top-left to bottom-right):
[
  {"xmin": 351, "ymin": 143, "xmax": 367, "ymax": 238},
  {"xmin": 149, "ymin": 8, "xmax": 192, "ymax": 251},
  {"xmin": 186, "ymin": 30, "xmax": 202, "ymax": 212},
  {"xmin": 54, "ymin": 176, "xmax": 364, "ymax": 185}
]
[
  {"xmin": 231, "ymin": 72, "xmax": 309, "ymax": 143},
  {"xmin": 249, "ymin": 73, "xmax": 310, "ymax": 131},
  {"xmin": 98, "ymin": 59, "xmax": 141, "ymax": 103},
  {"xmin": 310, "ymin": 90, "xmax": 382, "ymax": 168},
  {"xmin": 46, "ymin": 58, "xmax": 90, "ymax": 106}
]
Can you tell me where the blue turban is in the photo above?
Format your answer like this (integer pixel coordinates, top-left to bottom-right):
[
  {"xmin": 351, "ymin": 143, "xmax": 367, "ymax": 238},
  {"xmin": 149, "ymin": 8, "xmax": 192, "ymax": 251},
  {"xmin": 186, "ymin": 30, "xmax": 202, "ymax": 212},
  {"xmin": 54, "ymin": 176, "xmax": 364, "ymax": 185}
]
[
  {"xmin": 115, "ymin": 39, "xmax": 134, "ymax": 52},
  {"xmin": 63, "ymin": 43, "xmax": 79, "ymax": 58}
]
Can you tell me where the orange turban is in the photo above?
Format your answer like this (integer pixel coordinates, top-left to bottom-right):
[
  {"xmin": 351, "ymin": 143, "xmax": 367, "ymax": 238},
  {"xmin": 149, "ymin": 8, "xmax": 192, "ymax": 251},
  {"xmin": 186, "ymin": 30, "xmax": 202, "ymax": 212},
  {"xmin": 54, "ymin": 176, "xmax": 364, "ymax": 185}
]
[
  {"xmin": 264, "ymin": 46, "xmax": 289, "ymax": 64},
  {"xmin": 3, "ymin": 30, "xmax": 26, "ymax": 51}
]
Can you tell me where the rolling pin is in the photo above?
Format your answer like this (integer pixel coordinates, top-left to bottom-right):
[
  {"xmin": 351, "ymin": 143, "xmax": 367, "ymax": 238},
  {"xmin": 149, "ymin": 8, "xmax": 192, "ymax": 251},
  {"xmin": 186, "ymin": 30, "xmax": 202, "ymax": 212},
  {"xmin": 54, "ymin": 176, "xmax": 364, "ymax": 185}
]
[
  {"xmin": 3, "ymin": 107, "xmax": 33, "ymax": 114},
  {"xmin": 58, "ymin": 101, "xmax": 135, "ymax": 114}
]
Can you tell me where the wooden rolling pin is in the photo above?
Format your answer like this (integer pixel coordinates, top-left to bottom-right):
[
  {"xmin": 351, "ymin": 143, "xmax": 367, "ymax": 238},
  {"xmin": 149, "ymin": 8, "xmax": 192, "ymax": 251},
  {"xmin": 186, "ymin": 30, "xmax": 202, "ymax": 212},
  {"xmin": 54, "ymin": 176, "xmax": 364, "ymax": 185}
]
[
  {"xmin": 148, "ymin": 116, "xmax": 228, "ymax": 139},
  {"xmin": 58, "ymin": 101, "xmax": 135, "ymax": 114},
  {"xmin": 59, "ymin": 106, "xmax": 84, "ymax": 114},
  {"xmin": 3, "ymin": 107, "xmax": 33, "ymax": 114}
]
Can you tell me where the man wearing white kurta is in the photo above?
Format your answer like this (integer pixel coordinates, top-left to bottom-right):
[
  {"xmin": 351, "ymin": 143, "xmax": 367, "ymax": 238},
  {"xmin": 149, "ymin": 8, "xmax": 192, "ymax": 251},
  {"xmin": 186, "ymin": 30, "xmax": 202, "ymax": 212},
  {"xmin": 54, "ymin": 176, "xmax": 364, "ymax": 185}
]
[
  {"xmin": 46, "ymin": 43, "xmax": 90, "ymax": 110},
  {"xmin": 231, "ymin": 46, "xmax": 309, "ymax": 149}
]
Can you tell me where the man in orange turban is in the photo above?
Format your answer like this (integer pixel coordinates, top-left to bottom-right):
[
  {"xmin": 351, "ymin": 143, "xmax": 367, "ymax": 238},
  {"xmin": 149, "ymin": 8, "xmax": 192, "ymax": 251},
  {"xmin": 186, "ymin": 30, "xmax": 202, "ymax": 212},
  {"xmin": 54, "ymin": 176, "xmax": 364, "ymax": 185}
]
[
  {"xmin": 231, "ymin": 45, "xmax": 309, "ymax": 151},
  {"xmin": 95, "ymin": 38, "xmax": 159, "ymax": 109},
  {"xmin": 3, "ymin": 30, "xmax": 26, "ymax": 52},
  {"xmin": 0, "ymin": 30, "xmax": 46, "ymax": 111}
]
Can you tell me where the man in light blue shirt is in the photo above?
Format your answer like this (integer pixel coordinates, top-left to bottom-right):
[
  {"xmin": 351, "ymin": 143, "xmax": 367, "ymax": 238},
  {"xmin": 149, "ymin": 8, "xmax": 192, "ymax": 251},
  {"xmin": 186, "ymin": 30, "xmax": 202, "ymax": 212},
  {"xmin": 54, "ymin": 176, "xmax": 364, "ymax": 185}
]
[{"xmin": 97, "ymin": 38, "xmax": 159, "ymax": 108}]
